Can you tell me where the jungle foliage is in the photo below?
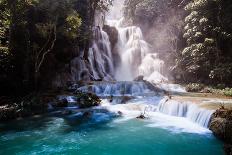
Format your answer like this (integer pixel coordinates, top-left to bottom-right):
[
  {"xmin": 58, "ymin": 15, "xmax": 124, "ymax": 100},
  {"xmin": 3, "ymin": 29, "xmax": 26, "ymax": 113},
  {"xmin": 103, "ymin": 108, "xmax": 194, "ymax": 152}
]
[
  {"xmin": 0, "ymin": 0, "xmax": 112, "ymax": 95},
  {"xmin": 124, "ymin": 0, "xmax": 232, "ymax": 86}
]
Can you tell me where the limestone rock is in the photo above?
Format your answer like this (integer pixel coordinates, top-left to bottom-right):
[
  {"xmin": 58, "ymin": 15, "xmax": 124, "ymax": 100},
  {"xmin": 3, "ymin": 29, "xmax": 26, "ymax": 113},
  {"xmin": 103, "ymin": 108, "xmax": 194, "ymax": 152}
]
[
  {"xmin": 103, "ymin": 25, "xmax": 118, "ymax": 50},
  {"xmin": 209, "ymin": 117, "xmax": 227, "ymax": 139},
  {"xmin": 210, "ymin": 108, "xmax": 232, "ymax": 155},
  {"xmin": 133, "ymin": 75, "xmax": 144, "ymax": 81}
]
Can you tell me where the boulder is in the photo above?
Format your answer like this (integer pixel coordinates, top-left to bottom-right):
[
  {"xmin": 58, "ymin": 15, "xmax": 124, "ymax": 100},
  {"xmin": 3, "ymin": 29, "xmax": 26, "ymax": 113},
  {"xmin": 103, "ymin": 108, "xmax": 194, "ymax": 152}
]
[
  {"xmin": 209, "ymin": 108, "xmax": 232, "ymax": 155},
  {"xmin": 0, "ymin": 105, "xmax": 18, "ymax": 121},
  {"xmin": 133, "ymin": 75, "xmax": 144, "ymax": 81},
  {"xmin": 224, "ymin": 144, "xmax": 232, "ymax": 155},
  {"xmin": 136, "ymin": 114, "xmax": 146, "ymax": 119},
  {"xmin": 83, "ymin": 111, "xmax": 92, "ymax": 118},
  {"xmin": 56, "ymin": 98, "xmax": 68, "ymax": 107},
  {"xmin": 121, "ymin": 96, "xmax": 133, "ymax": 104},
  {"xmin": 62, "ymin": 110, "xmax": 72, "ymax": 115},
  {"xmin": 77, "ymin": 93, "xmax": 101, "ymax": 108},
  {"xmin": 210, "ymin": 117, "xmax": 227, "ymax": 139}
]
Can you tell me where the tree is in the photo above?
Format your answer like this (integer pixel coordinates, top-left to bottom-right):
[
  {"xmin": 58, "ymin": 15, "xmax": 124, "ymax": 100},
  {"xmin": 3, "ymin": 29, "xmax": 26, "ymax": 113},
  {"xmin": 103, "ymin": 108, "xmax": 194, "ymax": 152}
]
[
  {"xmin": 33, "ymin": 23, "xmax": 57, "ymax": 89},
  {"xmin": 174, "ymin": 0, "xmax": 232, "ymax": 84}
]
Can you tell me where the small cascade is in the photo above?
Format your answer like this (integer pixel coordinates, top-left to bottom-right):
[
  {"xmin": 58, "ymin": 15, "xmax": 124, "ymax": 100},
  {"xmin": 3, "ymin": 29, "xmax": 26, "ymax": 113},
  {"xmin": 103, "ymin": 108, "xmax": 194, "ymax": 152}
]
[
  {"xmin": 157, "ymin": 100, "xmax": 214, "ymax": 128},
  {"xmin": 158, "ymin": 100, "xmax": 188, "ymax": 117},
  {"xmin": 187, "ymin": 104, "xmax": 214, "ymax": 127},
  {"xmin": 77, "ymin": 81, "xmax": 152, "ymax": 96}
]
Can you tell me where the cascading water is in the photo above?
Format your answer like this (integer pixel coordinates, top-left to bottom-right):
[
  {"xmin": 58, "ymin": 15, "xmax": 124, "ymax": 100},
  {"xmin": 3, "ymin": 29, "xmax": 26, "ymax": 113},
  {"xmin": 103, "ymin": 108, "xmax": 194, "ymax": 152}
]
[
  {"xmin": 157, "ymin": 100, "xmax": 215, "ymax": 127},
  {"xmin": 77, "ymin": 81, "xmax": 152, "ymax": 97},
  {"xmin": 53, "ymin": 26, "xmax": 115, "ymax": 85},
  {"xmin": 105, "ymin": 1, "xmax": 167, "ymax": 82},
  {"xmin": 72, "ymin": 0, "xmax": 214, "ymax": 130},
  {"xmin": 88, "ymin": 27, "xmax": 115, "ymax": 80},
  {"xmin": 106, "ymin": 20, "xmax": 167, "ymax": 82}
]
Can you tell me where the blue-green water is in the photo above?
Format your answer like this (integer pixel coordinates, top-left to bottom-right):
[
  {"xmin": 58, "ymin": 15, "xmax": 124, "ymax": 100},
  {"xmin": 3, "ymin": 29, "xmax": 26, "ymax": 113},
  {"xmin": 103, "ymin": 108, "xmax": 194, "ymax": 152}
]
[{"xmin": 0, "ymin": 112, "xmax": 224, "ymax": 155}]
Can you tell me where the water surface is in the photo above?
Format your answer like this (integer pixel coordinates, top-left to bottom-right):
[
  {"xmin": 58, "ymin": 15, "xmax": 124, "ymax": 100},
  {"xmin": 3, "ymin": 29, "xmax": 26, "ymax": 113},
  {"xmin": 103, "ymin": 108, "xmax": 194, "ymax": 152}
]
[{"xmin": 0, "ymin": 112, "xmax": 224, "ymax": 155}]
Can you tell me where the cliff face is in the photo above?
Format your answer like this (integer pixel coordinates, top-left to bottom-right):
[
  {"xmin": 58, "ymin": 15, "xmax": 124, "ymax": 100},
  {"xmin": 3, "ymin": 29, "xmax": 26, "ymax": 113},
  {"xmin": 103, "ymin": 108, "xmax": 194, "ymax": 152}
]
[
  {"xmin": 210, "ymin": 108, "xmax": 232, "ymax": 155},
  {"xmin": 103, "ymin": 25, "xmax": 120, "ymax": 68}
]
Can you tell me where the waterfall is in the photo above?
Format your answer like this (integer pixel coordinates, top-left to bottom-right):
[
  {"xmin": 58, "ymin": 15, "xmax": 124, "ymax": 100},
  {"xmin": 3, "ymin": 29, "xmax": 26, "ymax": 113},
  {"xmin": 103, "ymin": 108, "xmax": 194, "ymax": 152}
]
[
  {"xmin": 88, "ymin": 27, "xmax": 115, "ymax": 81},
  {"xmin": 187, "ymin": 104, "xmax": 214, "ymax": 128},
  {"xmin": 107, "ymin": 20, "xmax": 166, "ymax": 82},
  {"xmin": 105, "ymin": 0, "xmax": 167, "ymax": 82},
  {"xmin": 158, "ymin": 100, "xmax": 188, "ymax": 117},
  {"xmin": 157, "ymin": 100, "xmax": 214, "ymax": 128}
]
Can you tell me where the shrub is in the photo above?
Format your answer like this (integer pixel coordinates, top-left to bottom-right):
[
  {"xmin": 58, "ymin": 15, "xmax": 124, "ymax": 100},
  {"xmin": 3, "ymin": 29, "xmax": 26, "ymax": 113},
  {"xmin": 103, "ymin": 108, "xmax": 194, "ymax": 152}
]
[
  {"xmin": 223, "ymin": 88, "xmax": 232, "ymax": 97},
  {"xmin": 185, "ymin": 83, "xmax": 205, "ymax": 92},
  {"xmin": 76, "ymin": 92, "xmax": 101, "ymax": 108}
]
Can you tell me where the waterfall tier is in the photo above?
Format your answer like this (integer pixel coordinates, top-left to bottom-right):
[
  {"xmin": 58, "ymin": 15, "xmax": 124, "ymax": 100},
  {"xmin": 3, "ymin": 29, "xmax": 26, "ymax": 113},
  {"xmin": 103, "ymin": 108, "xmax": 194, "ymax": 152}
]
[
  {"xmin": 158, "ymin": 100, "xmax": 214, "ymax": 127},
  {"xmin": 77, "ymin": 81, "xmax": 152, "ymax": 97},
  {"xmin": 88, "ymin": 27, "xmax": 115, "ymax": 80},
  {"xmin": 107, "ymin": 19, "xmax": 166, "ymax": 82}
]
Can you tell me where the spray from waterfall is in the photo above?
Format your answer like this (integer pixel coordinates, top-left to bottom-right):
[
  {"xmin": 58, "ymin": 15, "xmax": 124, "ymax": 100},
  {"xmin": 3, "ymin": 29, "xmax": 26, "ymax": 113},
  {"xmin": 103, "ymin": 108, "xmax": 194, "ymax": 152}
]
[{"xmin": 105, "ymin": 1, "xmax": 167, "ymax": 82}]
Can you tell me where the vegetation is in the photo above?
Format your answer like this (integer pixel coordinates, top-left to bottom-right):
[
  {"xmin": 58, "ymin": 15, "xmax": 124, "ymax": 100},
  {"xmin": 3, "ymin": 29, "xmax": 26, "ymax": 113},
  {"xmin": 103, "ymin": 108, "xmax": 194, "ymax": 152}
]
[
  {"xmin": 76, "ymin": 91, "xmax": 101, "ymax": 108},
  {"xmin": 186, "ymin": 83, "xmax": 232, "ymax": 97},
  {"xmin": 176, "ymin": 0, "xmax": 232, "ymax": 85},
  {"xmin": 0, "ymin": 0, "xmax": 113, "ymax": 96},
  {"xmin": 124, "ymin": 0, "xmax": 232, "ymax": 86},
  {"xmin": 0, "ymin": 0, "xmax": 112, "ymax": 120},
  {"xmin": 185, "ymin": 83, "xmax": 205, "ymax": 92}
]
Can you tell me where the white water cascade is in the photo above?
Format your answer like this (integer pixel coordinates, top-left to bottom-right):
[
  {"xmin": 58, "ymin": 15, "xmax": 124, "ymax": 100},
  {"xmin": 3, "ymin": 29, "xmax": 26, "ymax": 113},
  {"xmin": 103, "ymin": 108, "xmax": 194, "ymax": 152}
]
[
  {"xmin": 77, "ymin": 81, "xmax": 152, "ymax": 97},
  {"xmin": 88, "ymin": 27, "xmax": 115, "ymax": 80},
  {"xmin": 106, "ymin": 1, "xmax": 167, "ymax": 82},
  {"xmin": 158, "ymin": 100, "xmax": 214, "ymax": 127},
  {"xmin": 67, "ymin": 0, "xmax": 214, "ymax": 132}
]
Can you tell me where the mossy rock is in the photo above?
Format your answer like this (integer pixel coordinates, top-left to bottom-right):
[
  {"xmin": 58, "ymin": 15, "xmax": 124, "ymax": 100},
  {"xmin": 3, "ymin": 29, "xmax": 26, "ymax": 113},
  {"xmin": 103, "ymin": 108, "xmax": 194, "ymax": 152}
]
[{"xmin": 76, "ymin": 92, "xmax": 101, "ymax": 108}]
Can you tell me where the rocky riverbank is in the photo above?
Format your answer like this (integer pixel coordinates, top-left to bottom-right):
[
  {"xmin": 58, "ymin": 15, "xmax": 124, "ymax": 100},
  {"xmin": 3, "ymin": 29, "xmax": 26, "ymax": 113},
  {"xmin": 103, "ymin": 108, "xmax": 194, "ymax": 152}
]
[
  {"xmin": 0, "ymin": 90, "xmax": 101, "ymax": 121},
  {"xmin": 210, "ymin": 108, "xmax": 232, "ymax": 155}
]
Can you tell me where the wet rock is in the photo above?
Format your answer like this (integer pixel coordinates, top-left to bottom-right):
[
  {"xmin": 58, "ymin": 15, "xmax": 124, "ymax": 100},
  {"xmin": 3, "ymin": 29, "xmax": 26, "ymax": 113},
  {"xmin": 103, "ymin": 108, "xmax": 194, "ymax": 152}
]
[
  {"xmin": 143, "ymin": 80, "xmax": 164, "ymax": 93},
  {"xmin": 224, "ymin": 144, "xmax": 232, "ymax": 155},
  {"xmin": 62, "ymin": 110, "xmax": 72, "ymax": 115},
  {"xmin": 0, "ymin": 105, "xmax": 18, "ymax": 121},
  {"xmin": 210, "ymin": 117, "xmax": 227, "ymax": 139},
  {"xmin": 56, "ymin": 98, "xmax": 68, "ymax": 107},
  {"xmin": 118, "ymin": 111, "xmax": 123, "ymax": 116},
  {"xmin": 103, "ymin": 25, "xmax": 121, "ymax": 68},
  {"xmin": 210, "ymin": 108, "xmax": 232, "ymax": 155},
  {"xmin": 109, "ymin": 95, "xmax": 113, "ymax": 103},
  {"xmin": 103, "ymin": 25, "xmax": 118, "ymax": 49},
  {"xmin": 136, "ymin": 113, "xmax": 147, "ymax": 119},
  {"xmin": 133, "ymin": 75, "xmax": 144, "ymax": 81},
  {"xmin": 121, "ymin": 96, "xmax": 133, "ymax": 104},
  {"xmin": 83, "ymin": 111, "xmax": 92, "ymax": 118},
  {"xmin": 77, "ymin": 93, "xmax": 101, "ymax": 108}
]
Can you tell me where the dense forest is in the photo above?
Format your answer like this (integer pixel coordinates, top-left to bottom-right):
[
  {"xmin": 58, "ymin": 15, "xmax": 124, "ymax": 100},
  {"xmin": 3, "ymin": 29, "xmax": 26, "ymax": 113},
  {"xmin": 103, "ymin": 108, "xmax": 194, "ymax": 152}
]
[
  {"xmin": 1, "ymin": 0, "xmax": 232, "ymax": 98},
  {"xmin": 1, "ymin": 0, "xmax": 232, "ymax": 96},
  {"xmin": 124, "ymin": 0, "xmax": 232, "ymax": 85},
  {"xmin": 1, "ymin": 0, "xmax": 232, "ymax": 155},
  {"xmin": 0, "ymin": 0, "xmax": 112, "ymax": 96}
]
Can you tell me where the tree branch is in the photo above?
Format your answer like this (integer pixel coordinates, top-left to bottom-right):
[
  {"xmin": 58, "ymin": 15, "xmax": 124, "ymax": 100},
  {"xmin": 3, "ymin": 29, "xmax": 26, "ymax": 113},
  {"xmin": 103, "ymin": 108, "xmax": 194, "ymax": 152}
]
[{"xmin": 35, "ymin": 25, "xmax": 56, "ymax": 73}]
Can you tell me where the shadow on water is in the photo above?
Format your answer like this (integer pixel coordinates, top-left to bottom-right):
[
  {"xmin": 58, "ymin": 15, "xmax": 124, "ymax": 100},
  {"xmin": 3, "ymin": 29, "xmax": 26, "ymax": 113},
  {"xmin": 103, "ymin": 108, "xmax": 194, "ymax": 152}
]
[
  {"xmin": 0, "ymin": 94, "xmax": 165, "ymax": 135},
  {"xmin": 0, "ymin": 107, "xmax": 120, "ymax": 135}
]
